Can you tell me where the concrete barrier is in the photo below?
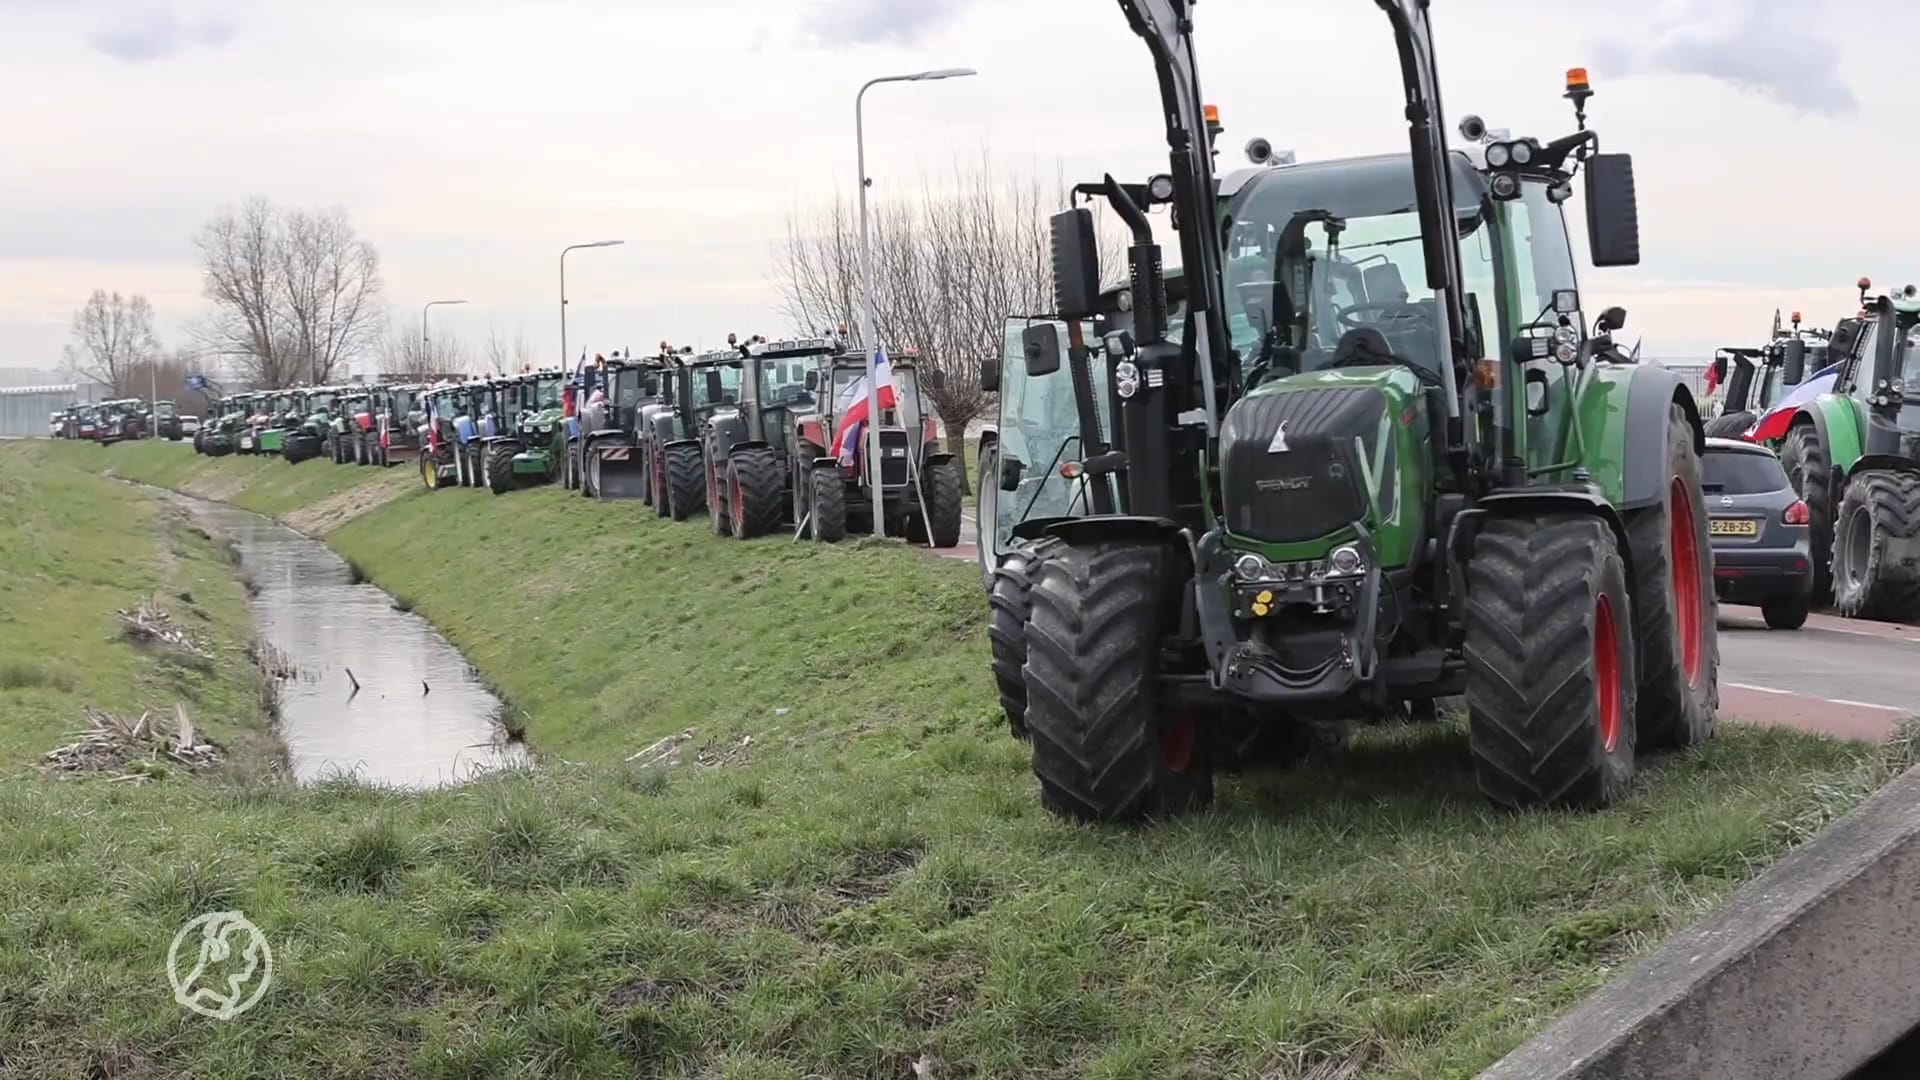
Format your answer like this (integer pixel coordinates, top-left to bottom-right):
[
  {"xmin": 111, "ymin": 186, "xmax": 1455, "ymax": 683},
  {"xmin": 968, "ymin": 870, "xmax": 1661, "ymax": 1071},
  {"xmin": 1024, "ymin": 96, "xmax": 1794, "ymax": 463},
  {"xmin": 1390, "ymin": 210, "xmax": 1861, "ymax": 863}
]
[{"xmin": 1481, "ymin": 767, "xmax": 1920, "ymax": 1080}]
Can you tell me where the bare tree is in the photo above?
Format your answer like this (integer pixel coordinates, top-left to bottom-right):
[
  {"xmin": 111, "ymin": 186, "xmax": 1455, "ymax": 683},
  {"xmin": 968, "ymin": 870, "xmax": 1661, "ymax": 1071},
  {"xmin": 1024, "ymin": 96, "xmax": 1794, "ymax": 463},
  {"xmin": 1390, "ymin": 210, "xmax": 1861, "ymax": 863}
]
[
  {"xmin": 193, "ymin": 198, "xmax": 384, "ymax": 388},
  {"xmin": 385, "ymin": 316, "xmax": 468, "ymax": 380},
  {"xmin": 62, "ymin": 290, "xmax": 163, "ymax": 395}
]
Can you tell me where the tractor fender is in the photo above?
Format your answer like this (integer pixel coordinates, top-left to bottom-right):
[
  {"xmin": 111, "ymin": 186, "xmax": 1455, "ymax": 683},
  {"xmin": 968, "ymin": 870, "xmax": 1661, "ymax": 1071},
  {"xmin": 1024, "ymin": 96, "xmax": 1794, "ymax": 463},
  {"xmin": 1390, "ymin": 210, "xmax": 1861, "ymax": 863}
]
[
  {"xmin": 663, "ymin": 436, "xmax": 702, "ymax": 451},
  {"xmin": 977, "ymin": 428, "xmax": 998, "ymax": 453},
  {"xmin": 1451, "ymin": 490, "xmax": 1635, "ymax": 605},
  {"xmin": 480, "ymin": 436, "xmax": 524, "ymax": 449},
  {"xmin": 1617, "ymin": 365, "xmax": 1704, "ymax": 511},
  {"xmin": 1042, "ymin": 515, "xmax": 1185, "ymax": 549},
  {"xmin": 585, "ymin": 428, "xmax": 624, "ymax": 442},
  {"xmin": 1849, "ymin": 453, "xmax": 1920, "ymax": 479},
  {"xmin": 707, "ymin": 414, "xmax": 749, "ymax": 454},
  {"xmin": 922, "ymin": 449, "xmax": 956, "ymax": 468}
]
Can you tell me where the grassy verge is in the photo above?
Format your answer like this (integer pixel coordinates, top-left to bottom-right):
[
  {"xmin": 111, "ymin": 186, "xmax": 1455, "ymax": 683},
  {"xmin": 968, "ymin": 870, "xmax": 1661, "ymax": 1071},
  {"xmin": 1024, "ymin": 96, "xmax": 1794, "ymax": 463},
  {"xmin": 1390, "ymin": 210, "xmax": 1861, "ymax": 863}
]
[{"xmin": 10, "ymin": 437, "xmax": 1914, "ymax": 1079}]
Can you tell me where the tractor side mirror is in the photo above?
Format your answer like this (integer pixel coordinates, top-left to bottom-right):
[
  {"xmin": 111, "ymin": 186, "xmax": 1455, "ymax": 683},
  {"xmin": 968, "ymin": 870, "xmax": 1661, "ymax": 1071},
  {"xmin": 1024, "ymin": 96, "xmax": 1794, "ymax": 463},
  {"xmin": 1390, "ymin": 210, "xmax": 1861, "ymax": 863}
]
[
  {"xmin": 704, "ymin": 370, "xmax": 723, "ymax": 402},
  {"xmin": 1524, "ymin": 368, "xmax": 1552, "ymax": 417},
  {"xmin": 924, "ymin": 368, "xmax": 946, "ymax": 392},
  {"xmin": 979, "ymin": 353, "xmax": 1000, "ymax": 393},
  {"xmin": 1783, "ymin": 339, "xmax": 1806, "ymax": 385},
  {"xmin": 1049, "ymin": 207, "xmax": 1101, "ymax": 320},
  {"xmin": 1711, "ymin": 354, "xmax": 1729, "ymax": 386},
  {"xmin": 1023, "ymin": 323, "xmax": 1064, "ymax": 378},
  {"xmin": 1595, "ymin": 307, "xmax": 1628, "ymax": 335},
  {"xmin": 999, "ymin": 454, "xmax": 1026, "ymax": 491},
  {"xmin": 804, "ymin": 369, "xmax": 820, "ymax": 392},
  {"xmin": 1585, "ymin": 153, "xmax": 1641, "ymax": 267}
]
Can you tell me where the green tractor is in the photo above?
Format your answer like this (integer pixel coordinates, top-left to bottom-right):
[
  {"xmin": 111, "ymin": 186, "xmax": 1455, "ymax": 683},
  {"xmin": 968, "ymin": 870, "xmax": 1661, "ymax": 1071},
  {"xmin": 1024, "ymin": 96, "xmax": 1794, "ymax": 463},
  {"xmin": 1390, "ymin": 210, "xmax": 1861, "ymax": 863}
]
[
  {"xmin": 475, "ymin": 371, "xmax": 565, "ymax": 495},
  {"xmin": 993, "ymin": 0, "xmax": 1718, "ymax": 824},
  {"xmin": 254, "ymin": 391, "xmax": 303, "ymax": 457},
  {"xmin": 640, "ymin": 349, "xmax": 743, "ymax": 521},
  {"xmin": 1704, "ymin": 313, "xmax": 1827, "ymax": 438},
  {"xmin": 1768, "ymin": 280, "xmax": 1920, "ymax": 620},
  {"xmin": 701, "ymin": 335, "xmax": 837, "ymax": 539},
  {"xmin": 197, "ymin": 396, "xmax": 245, "ymax": 457}
]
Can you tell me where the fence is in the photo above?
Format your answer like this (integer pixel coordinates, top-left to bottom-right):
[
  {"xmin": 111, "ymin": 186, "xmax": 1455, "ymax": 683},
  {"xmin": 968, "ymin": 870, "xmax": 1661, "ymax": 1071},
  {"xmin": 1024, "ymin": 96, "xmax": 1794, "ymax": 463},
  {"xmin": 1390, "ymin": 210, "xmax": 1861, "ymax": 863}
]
[{"xmin": 0, "ymin": 385, "xmax": 79, "ymax": 437}]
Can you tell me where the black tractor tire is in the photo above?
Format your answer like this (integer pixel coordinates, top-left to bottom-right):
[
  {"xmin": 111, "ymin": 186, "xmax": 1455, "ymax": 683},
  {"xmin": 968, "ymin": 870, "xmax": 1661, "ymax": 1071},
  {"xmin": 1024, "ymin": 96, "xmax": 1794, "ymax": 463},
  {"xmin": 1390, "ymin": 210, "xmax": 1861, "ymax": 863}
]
[
  {"xmin": 1781, "ymin": 423, "xmax": 1835, "ymax": 602},
  {"xmin": 921, "ymin": 458, "xmax": 965, "ymax": 549},
  {"xmin": 729, "ymin": 449, "xmax": 786, "ymax": 539},
  {"xmin": 665, "ymin": 444, "xmax": 705, "ymax": 521},
  {"xmin": 1832, "ymin": 471, "xmax": 1920, "ymax": 622},
  {"xmin": 987, "ymin": 539, "xmax": 1061, "ymax": 740},
  {"xmin": 1024, "ymin": 540, "xmax": 1212, "ymax": 823},
  {"xmin": 1703, "ymin": 411, "xmax": 1756, "ymax": 439},
  {"xmin": 708, "ymin": 455, "xmax": 731, "ymax": 536},
  {"xmin": 1464, "ymin": 515, "xmax": 1637, "ymax": 810},
  {"xmin": 653, "ymin": 445, "xmax": 672, "ymax": 518},
  {"xmin": 1762, "ymin": 590, "xmax": 1811, "ymax": 630},
  {"xmin": 582, "ymin": 441, "xmax": 600, "ymax": 499},
  {"xmin": 1622, "ymin": 405, "xmax": 1719, "ymax": 750},
  {"xmin": 807, "ymin": 464, "xmax": 846, "ymax": 542},
  {"xmin": 487, "ymin": 444, "xmax": 516, "ymax": 495}
]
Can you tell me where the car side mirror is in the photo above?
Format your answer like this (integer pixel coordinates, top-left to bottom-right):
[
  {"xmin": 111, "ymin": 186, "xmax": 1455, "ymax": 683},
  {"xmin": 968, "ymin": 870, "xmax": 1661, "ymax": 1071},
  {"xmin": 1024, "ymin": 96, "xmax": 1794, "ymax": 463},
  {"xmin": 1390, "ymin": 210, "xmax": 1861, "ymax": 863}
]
[
  {"xmin": 1783, "ymin": 339, "xmax": 1806, "ymax": 385},
  {"xmin": 1585, "ymin": 153, "xmax": 1641, "ymax": 268},
  {"xmin": 1023, "ymin": 323, "xmax": 1064, "ymax": 378},
  {"xmin": 1049, "ymin": 207, "xmax": 1101, "ymax": 320}
]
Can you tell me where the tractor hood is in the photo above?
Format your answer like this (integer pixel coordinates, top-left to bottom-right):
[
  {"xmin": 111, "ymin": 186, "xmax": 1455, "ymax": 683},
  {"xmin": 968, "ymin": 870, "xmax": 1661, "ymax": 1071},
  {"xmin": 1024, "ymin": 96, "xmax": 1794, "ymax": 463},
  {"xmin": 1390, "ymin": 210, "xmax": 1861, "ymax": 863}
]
[{"xmin": 1216, "ymin": 366, "xmax": 1429, "ymax": 564}]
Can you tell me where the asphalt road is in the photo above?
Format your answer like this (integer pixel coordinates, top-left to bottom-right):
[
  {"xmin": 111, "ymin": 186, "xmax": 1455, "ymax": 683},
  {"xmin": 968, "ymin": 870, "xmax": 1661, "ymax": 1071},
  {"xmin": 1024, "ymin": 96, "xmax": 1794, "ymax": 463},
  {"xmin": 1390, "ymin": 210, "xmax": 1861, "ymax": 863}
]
[{"xmin": 942, "ymin": 529, "xmax": 1915, "ymax": 742}]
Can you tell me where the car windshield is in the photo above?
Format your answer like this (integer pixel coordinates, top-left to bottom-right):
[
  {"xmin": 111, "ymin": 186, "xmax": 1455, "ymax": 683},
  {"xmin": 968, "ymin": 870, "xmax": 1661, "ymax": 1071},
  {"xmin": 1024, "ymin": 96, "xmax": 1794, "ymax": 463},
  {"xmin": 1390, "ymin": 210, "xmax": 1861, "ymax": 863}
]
[{"xmin": 1702, "ymin": 450, "xmax": 1788, "ymax": 495}]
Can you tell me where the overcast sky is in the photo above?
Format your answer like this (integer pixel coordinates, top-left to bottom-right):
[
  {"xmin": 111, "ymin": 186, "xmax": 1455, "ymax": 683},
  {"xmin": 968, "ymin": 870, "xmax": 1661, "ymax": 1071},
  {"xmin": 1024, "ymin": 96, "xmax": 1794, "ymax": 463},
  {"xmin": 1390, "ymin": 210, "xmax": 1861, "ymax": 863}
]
[{"xmin": 2, "ymin": 0, "xmax": 1906, "ymax": 377}]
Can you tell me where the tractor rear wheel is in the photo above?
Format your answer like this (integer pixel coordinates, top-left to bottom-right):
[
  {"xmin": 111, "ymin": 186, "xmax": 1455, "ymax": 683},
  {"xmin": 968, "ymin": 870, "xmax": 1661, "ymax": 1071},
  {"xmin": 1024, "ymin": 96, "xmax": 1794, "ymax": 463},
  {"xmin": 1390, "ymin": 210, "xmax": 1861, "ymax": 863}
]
[
  {"xmin": 582, "ymin": 442, "xmax": 600, "ymax": 499},
  {"xmin": 922, "ymin": 458, "xmax": 964, "ymax": 548},
  {"xmin": 665, "ymin": 444, "xmax": 705, "ymax": 521},
  {"xmin": 807, "ymin": 464, "xmax": 846, "ymax": 542},
  {"xmin": 487, "ymin": 445, "xmax": 515, "ymax": 495},
  {"xmin": 1704, "ymin": 411, "xmax": 1755, "ymax": 439},
  {"xmin": 1832, "ymin": 471, "xmax": 1920, "ymax": 622},
  {"xmin": 1024, "ymin": 540, "xmax": 1212, "ymax": 823},
  {"xmin": 729, "ymin": 449, "xmax": 785, "ymax": 539},
  {"xmin": 653, "ymin": 444, "xmax": 672, "ymax": 518},
  {"xmin": 987, "ymin": 538, "xmax": 1060, "ymax": 739},
  {"xmin": 1464, "ymin": 515, "xmax": 1637, "ymax": 810},
  {"xmin": 708, "ymin": 455, "xmax": 731, "ymax": 536},
  {"xmin": 1781, "ymin": 423, "xmax": 1834, "ymax": 601},
  {"xmin": 1624, "ymin": 405, "xmax": 1718, "ymax": 750}
]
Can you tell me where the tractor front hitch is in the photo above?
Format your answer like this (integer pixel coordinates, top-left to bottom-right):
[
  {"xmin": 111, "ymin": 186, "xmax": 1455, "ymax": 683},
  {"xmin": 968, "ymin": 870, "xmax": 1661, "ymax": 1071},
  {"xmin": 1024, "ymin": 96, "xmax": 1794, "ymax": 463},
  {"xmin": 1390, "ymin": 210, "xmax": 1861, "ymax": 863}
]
[{"xmin": 1192, "ymin": 528, "xmax": 1383, "ymax": 704}]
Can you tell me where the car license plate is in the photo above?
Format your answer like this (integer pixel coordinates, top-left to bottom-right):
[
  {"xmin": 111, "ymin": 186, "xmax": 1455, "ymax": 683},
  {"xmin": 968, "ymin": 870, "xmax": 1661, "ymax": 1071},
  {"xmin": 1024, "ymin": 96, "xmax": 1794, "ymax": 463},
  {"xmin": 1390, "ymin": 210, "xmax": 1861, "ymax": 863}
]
[{"xmin": 1709, "ymin": 518, "xmax": 1759, "ymax": 537}]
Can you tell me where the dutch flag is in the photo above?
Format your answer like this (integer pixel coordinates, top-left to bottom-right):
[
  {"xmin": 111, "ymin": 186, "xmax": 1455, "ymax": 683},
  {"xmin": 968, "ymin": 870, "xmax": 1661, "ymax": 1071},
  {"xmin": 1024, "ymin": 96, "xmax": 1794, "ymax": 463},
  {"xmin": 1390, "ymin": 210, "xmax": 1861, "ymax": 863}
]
[{"xmin": 831, "ymin": 347, "xmax": 897, "ymax": 465}]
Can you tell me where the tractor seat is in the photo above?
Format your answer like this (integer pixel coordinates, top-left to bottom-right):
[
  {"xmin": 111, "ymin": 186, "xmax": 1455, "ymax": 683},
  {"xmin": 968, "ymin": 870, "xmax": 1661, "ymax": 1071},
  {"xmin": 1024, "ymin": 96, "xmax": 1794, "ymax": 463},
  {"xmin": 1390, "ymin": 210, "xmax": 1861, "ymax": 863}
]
[{"xmin": 1330, "ymin": 327, "xmax": 1395, "ymax": 368}]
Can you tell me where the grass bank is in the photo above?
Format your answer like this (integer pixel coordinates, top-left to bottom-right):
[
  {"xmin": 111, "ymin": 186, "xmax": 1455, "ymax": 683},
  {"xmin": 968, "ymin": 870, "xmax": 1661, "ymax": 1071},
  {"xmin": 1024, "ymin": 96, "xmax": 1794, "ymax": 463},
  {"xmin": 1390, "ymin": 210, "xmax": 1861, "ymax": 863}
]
[{"xmin": 8, "ymin": 437, "xmax": 1912, "ymax": 1079}]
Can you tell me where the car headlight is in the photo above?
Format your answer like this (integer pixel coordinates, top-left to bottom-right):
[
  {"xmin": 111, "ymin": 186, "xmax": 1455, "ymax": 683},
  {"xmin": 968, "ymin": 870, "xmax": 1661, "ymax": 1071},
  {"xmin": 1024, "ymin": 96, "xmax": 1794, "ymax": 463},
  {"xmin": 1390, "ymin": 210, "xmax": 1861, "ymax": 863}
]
[{"xmin": 1327, "ymin": 544, "xmax": 1366, "ymax": 577}]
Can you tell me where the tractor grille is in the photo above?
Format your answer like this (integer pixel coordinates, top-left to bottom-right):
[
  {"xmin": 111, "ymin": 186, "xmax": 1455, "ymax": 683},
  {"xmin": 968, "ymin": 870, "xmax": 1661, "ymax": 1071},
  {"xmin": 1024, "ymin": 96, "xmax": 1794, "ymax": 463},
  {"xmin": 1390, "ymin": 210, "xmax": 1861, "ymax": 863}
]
[
  {"xmin": 1219, "ymin": 387, "xmax": 1383, "ymax": 543},
  {"xmin": 877, "ymin": 428, "xmax": 911, "ymax": 486}
]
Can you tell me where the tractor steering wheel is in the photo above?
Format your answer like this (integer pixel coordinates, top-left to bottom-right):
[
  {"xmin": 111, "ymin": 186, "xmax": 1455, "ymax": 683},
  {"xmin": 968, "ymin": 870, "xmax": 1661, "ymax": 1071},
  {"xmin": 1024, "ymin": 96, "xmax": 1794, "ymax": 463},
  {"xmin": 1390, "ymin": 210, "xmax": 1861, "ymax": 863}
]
[{"xmin": 1336, "ymin": 302, "xmax": 1431, "ymax": 331}]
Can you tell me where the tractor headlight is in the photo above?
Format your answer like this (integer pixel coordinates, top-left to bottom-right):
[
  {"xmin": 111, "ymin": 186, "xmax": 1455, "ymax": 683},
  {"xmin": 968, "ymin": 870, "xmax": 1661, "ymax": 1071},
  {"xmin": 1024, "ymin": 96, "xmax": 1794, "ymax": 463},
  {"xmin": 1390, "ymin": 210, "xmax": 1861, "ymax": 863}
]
[
  {"xmin": 1485, "ymin": 142, "xmax": 1511, "ymax": 168},
  {"xmin": 1233, "ymin": 552, "xmax": 1274, "ymax": 581},
  {"xmin": 1490, "ymin": 173, "xmax": 1521, "ymax": 200},
  {"xmin": 1115, "ymin": 360, "xmax": 1141, "ymax": 400},
  {"xmin": 1328, "ymin": 544, "xmax": 1366, "ymax": 577},
  {"xmin": 1510, "ymin": 139, "xmax": 1534, "ymax": 165}
]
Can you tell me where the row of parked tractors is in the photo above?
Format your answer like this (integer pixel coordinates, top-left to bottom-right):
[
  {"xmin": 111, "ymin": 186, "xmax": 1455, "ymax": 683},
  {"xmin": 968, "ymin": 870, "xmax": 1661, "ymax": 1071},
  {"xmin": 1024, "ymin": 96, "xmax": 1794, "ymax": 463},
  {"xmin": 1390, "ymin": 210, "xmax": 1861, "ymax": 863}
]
[
  {"xmin": 188, "ymin": 336, "xmax": 970, "ymax": 548},
  {"xmin": 50, "ymin": 398, "xmax": 185, "ymax": 443},
  {"xmin": 1699, "ymin": 279, "xmax": 1920, "ymax": 620}
]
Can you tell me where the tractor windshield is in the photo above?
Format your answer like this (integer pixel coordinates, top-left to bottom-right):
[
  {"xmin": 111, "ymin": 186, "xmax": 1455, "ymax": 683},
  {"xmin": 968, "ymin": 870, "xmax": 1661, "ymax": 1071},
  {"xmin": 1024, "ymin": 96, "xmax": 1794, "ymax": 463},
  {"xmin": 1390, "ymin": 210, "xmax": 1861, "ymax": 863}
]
[
  {"xmin": 1222, "ymin": 154, "xmax": 1498, "ymax": 383},
  {"xmin": 758, "ymin": 359, "xmax": 818, "ymax": 407},
  {"xmin": 155, "ymin": 401, "xmax": 177, "ymax": 419},
  {"xmin": 610, "ymin": 367, "xmax": 657, "ymax": 407},
  {"xmin": 686, "ymin": 364, "xmax": 742, "ymax": 410},
  {"xmin": 308, "ymin": 393, "xmax": 337, "ymax": 413},
  {"xmin": 533, "ymin": 376, "xmax": 563, "ymax": 410},
  {"xmin": 1895, "ymin": 326, "xmax": 1920, "ymax": 434}
]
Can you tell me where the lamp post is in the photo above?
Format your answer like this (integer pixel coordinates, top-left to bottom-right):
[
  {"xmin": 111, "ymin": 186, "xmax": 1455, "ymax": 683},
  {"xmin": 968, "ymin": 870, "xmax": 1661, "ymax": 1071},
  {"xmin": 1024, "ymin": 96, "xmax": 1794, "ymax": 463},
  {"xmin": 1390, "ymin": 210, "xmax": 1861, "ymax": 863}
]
[
  {"xmin": 422, "ymin": 299, "xmax": 467, "ymax": 374},
  {"xmin": 560, "ymin": 240, "xmax": 625, "ymax": 372},
  {"xmin": 855, "ymin": 68, "xmax": 976, "ymax": 534}
]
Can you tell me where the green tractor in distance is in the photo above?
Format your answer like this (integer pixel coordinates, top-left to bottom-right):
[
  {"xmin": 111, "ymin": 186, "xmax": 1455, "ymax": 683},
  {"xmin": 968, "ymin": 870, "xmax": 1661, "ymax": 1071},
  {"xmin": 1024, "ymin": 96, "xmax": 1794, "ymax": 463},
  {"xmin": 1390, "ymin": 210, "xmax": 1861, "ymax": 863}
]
[
  {"xmin": 252, "ymin": 391, "xmax": 300, "ymax": 457},
  {"xmin": 999, "ymin": 0, "xmax": 1717, "ymax": 824},
  {"xmin": 641, "ymin": 349, "xmax": 743, "ymax": 521},
  {"xmin": 1770, "ymin": 280, "xmax": 1920, "ymax": 620},
  {"xmin": 198, "ymin": 396, "xmax": 245, "ymax": 457},
  {"xmin": 702, "ymin": 335, "xmax": 837, "ymax": 539},
  {"xmin": 1704, "ymin": 312, "xmax": 1827, "ymax": 438},
  {"xmin": 476, "ymin": 371, "xmax": 565, "ymax": 495},
  {"xmin": 569, "ymin": 354, "xmax": 666, "ymax": 499}
]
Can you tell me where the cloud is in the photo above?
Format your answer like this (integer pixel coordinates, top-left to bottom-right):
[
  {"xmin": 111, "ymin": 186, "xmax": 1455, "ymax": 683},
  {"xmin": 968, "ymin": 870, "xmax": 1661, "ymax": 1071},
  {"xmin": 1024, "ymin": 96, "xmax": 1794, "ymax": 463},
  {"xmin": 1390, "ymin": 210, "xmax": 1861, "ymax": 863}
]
[
  {"xmin": 1595, "ymin": 0, "xmax": 1855, "ymax": 115},
  {"xmin": 86, "ymin": 4, "xmax": 236, "ymax": 63},
  {"xmin": 804, "ymin": 0, "xmax": 967, "ymax": 47}
]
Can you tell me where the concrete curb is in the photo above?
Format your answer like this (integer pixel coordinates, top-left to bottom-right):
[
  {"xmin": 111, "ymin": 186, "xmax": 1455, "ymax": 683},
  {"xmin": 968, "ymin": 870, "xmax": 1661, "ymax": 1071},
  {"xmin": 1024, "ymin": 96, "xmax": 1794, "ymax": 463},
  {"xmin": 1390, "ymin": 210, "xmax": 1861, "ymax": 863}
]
[{"xmin": 1481, "ymin": 766, "xmax": 1920, "ymax": 1080}]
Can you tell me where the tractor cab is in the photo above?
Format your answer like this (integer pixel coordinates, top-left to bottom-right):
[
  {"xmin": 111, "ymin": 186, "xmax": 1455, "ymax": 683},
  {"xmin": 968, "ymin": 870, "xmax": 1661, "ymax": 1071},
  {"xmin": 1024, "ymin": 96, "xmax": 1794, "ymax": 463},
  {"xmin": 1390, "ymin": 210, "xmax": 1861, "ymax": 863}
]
[{"xmin": 700, "ymin": 335, "xmax": 842, "ymax": 537}]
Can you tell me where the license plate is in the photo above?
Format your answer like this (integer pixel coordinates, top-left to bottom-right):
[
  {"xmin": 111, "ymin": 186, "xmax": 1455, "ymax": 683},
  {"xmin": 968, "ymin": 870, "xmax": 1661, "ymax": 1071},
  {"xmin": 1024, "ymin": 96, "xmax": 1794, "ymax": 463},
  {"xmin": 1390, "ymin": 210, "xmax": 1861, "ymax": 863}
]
[
  {"xmin": 1709, "ymin": 518, "xmax": 1759, "ymax": 537},
  {"xmin": 887, "ymin": 448, "xmax": 907, "ymax": 458}
]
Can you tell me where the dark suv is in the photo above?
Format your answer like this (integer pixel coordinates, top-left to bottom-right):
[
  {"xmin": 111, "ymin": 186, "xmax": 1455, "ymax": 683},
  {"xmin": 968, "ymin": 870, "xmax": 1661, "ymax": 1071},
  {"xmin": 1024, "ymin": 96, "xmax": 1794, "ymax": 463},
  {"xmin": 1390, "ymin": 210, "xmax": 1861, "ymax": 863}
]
[{"xmin": 1703, "ymin": 438, "xmax": 1813, "ymax": 629}]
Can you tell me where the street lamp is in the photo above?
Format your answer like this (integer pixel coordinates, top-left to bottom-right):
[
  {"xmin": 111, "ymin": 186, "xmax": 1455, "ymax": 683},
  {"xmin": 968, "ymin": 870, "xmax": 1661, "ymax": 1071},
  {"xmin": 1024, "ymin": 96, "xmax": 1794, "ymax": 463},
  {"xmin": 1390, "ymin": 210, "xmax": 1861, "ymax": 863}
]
[
  {"xmin": 855, "ymin": 67, "xmax": 976, "ymax": 536},
  {"xmin": 422, "ymin": 299, "xmax": 467, "ymax": 372},
  {"xmin": 560, "ymin": 240, "xmax": 625, "ymax": 371}
]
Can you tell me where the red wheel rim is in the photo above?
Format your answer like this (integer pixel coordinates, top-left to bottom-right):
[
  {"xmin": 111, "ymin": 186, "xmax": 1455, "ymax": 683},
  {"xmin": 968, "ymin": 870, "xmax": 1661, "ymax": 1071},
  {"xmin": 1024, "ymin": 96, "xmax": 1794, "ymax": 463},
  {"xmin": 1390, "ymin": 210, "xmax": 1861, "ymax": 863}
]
[
  {"xmin": 1594, "ymin": 592, "xmax": 1622, "ymax": 752},
  {"xmin": 1159, "ymin": 713, "xmax": 1198, "ymax": 773},
  {"xmin": 1670, "ymin": 477, "xmax": 1704, "ymax": 686},
  {"xmin": 730, "ymin": 470, "xmax": 745, "ymax": 525},
  {"xmin": 652, "ymin": 449, "xmax": 663, "ymax": 494}
]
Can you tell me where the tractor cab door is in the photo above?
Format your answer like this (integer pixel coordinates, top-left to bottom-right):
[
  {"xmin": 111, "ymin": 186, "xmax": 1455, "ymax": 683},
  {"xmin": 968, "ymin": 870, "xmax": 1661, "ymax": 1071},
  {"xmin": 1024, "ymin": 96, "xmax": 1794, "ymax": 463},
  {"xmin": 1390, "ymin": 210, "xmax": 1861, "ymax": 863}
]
[{"xmin": 986, "ymin": 316, "xmax": 1110, "ymax": 560}]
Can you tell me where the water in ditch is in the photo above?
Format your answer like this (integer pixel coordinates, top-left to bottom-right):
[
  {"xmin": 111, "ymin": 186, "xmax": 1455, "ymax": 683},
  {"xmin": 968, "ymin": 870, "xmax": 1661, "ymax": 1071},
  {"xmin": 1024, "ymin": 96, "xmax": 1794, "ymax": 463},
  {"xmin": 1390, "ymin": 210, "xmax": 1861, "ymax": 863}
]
[{"xmin": 173, "ymin": 494, "xmax": 529, "ymax": 787}]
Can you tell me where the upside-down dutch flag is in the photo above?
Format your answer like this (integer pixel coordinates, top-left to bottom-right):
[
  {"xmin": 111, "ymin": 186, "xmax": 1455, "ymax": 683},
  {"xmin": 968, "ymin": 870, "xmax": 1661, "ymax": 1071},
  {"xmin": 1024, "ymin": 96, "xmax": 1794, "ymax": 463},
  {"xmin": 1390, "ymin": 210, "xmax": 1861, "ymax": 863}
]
[{"xmin": 831, "ymin": 347, "xmax": 898, "ymax": 465}]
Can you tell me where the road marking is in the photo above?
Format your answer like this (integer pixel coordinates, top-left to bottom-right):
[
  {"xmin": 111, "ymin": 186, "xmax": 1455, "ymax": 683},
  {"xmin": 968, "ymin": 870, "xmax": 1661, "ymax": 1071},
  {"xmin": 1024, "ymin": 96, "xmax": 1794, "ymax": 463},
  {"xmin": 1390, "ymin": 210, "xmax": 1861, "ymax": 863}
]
[
  {"xmin": 1828, "ymin": 698, "xmax": 1907, "ymax": 713},
  {"xmin": 1727, "ymin": 682, "xmax": 1792, "ymax": 696}
]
